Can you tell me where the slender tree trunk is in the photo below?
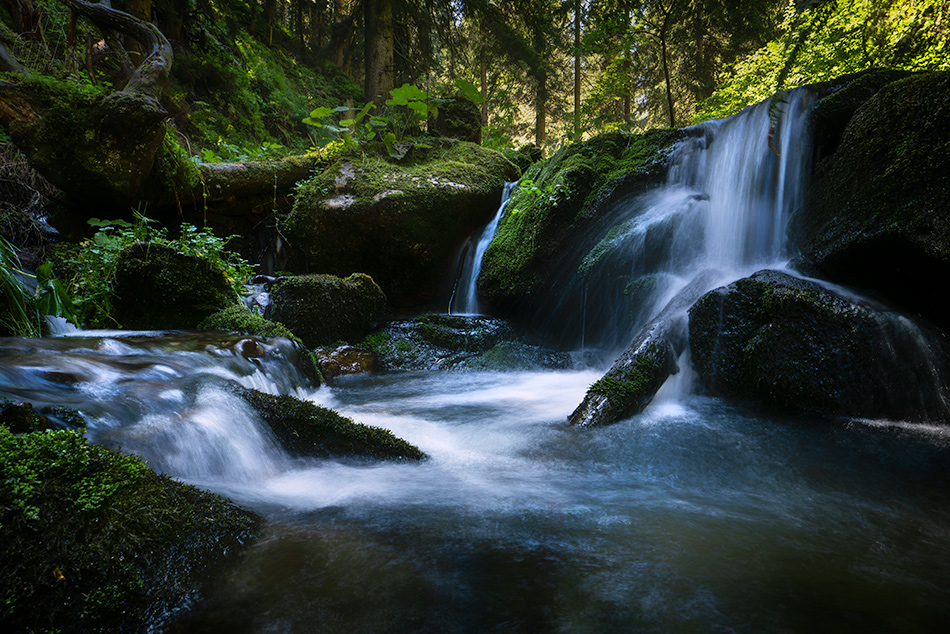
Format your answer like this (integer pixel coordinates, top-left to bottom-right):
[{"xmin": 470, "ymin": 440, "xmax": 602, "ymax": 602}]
[
  {"xmin": 623, "ymin": 0, "xmax": 631, "ymax": 123},
  {"xmin": 574, "ymin": 0, "xmax": 581, "ymax": 141},
  {"xmin": 658, "ymin": 0, "xmax": 676, "ymax": 128},
  {"xmin": 480, "ymin": 27, "xmax": 488, "ymax": 126},
  {"xmin": 364, "ymin": 0, "xmax": 394, "ymax": 106},
  {"xmin": 535, "ymin": 75, "xmax": 546, "ymax": 146}
]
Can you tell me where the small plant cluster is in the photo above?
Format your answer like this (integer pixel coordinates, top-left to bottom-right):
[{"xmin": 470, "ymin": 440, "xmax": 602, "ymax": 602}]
[
  {"xmin": 63, "ymin": 211, "xmax": 255, "ymax": 328},
  {"xmin": 0, "ymin": 236, "xmax": 75, "ymax": 337},
  {"xmin": 303, "ymin": 79, "xmax": 485, "ymax": 159}
]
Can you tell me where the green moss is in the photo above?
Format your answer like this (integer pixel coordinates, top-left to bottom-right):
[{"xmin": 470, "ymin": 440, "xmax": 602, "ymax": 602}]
[
  {"xmin": 479, "ymin": 129, "xmax": 685, "ymax": 306},
  {"xmin": 0, "ymin": 426, "xmax": 259, "ymax": 632},
  {"xmin": 589, "ymin": 353, "xmax": 661, "ymax": 400},
  {"xmin": 231, "ymin": 386, "xmax": 426, "ymax": 461},
  {"xmin": 199, "ymin": 304, "xmax": 297, "ymax": 340}
]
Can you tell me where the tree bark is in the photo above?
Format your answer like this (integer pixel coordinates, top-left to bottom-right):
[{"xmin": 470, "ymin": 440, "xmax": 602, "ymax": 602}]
[
  {"xmin": 574, "ymin": 0, "xmax": 581, "ymax": 141},
  {"xmin": 364, "ymin": 0, "xmax": 394, "ymax": 106}
]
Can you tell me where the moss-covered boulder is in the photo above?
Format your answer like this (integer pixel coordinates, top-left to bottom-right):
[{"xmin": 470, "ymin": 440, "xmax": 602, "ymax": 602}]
[
  {"xmin": 1, "ymin": 76, "xmax": 168, "ymax": 211},
  {"xmin": 229, "ymin": 386, "xmax": 426, "ymax": 461},
  {"xmin": 364, "ymin": 313, "xmax": 569, "ymax": 372},
  {"xmin": 113, "ymin": 242, "xmax": 239, "ymax": 329},
  {"xmin": 200, "ymin": 304, "xmax": 297, "ymax": 339},
  {"xmin": 281, "ymin": 141, "xmax": 520, "ymax": 306},
  {"xmin": 477, "ymin": 129, "xmax": 685, "ymax": 330},
  {"xmin": 268, "ymin": 273, "xmax": 387, "ymax": 348},
  {"xmin": 0, "ymin": 425, "xmax": 260, "ymax": 633},
  {"xmin": 688, "ymin": 269, "xmax": 950, "ymax": 421},
  {"xmin": 790, "ymin": 71, "xmax": 950, "ymax": 331}
]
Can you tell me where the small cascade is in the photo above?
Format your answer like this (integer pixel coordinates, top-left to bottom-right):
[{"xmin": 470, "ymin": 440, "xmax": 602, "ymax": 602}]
[
  {"xmin": 449, "ymin": 182, "xmax": 518, "ymax": 315},
  {"xmin": 0, "ymin": 333, "xmax": 310, "ymax": 480}
]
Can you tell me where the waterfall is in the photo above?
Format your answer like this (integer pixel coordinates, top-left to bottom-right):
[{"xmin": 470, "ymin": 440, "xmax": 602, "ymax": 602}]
[
  {"xmin": 517, "ymin": 89, "xmax": 816, "ymax": 354},
  {"xmin": 449, "ymin": 181, "xmax": 518, "ymax": 315}
]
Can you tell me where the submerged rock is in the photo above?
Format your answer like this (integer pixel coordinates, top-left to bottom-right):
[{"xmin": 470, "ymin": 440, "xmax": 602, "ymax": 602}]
[
  {"xmin": 268, "ymin": 273, "xmax": 387, "ymax": 348},
  {"xmin": 0, "ymin": 425, "xmax": 260, "ymax": 633},
  {"xmin": 230, "ymin": 385, "xmax": 426, "ymax": 461},
  {"xmin": 281, "ymin": 141, "xmax": 519, "ymax": 306},
  {"xmin": 688, "ymin": 269, "xmax": 950, "ymax": 422},
  {"xmin": 113, "ymin": 242, "xmax": 239, "ymax": 329},
  {"xmin": 365, "ymin": 313, "xmax": 570, "ymax": 372},
  {"xmin": 791, "ymin": 71, "xmax": 950, "ymax": 330},
  {"xmin": 313, "ymin": 345, "xmax": 377, "ymax": 378}
]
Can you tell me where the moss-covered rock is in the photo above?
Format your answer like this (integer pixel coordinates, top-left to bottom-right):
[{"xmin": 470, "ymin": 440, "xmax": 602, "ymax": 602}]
[
  {"xmin": 430, "ymin": 96, "xmax": 481, "ymax": 143},
  {"xmin": 113, "ymin": 242, "xmax": 239, "ymax": 329},
  {"xmin": 3, "ymin": 76, "xmax": 168, "ymax": 211},
  {"xmin": 199, "ymin": 304, "xmax": 297, "ymax": 339},
  {"xmin": 477, "ymin": 129, "xmax": 685, "ymax": 323},
  {"xmin": 364, "ymin": 313, "xmax": 570, "ymax": 372},
  {"xmin": 688, "ymin": 269, "xmax": 950, "ymax": 421},
  {"xmin": 229, "ymin": 386, "xmax": 426, "ymax": 461},
  {"xmin": 268, "ymin": 273, "xmax": 387, "ymax": 348},
  {"xmin": 281, "ymin": 141, "xmax": 520, "ymax": 306},
  {"xmin": 790, "ymin": 71, "xmax": 950, "ymax": 330},
  {"xmin": 0, "ymin": 425, "xmax": 260, "ymax": 633}
]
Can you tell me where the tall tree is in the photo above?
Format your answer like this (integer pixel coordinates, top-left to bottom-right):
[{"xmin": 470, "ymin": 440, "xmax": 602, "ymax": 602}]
[{"xmin": 364, "ymin": 0, "xmax": 395, "ymax": 105}]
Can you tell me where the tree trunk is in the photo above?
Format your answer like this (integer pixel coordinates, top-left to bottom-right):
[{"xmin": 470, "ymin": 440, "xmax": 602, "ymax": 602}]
[
  {"xmin": 364, "ymin": 0, "xmax": 394, "ymax": 106},
  {"xmin": 480, "ymin": 24, "xmax": 488, "ymax": 126},
  {"xmin": 623, "ymin": 0, "xmax": 631, "ymax": 123},
  {"xmin": 574, "ymin": 0, "xmax": 581, "ymax": 141}
]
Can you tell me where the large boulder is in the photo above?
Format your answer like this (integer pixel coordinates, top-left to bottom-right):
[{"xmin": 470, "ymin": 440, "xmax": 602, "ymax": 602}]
[
  {"xmin": 268, "ymin": 273, "xmax": 387, "ymax": 348},
  {"xmin": 281, "ymin": 141, "xmax": 519, "ymax": 307},
  {"xmin": 113, "ymin": 242, "xmax": 239, "ymax": 329},
  {"xmin": 790, "ymin": 71, "xmax": 950, "ymax": 330},
  {"xmin": 477, "ymin": 128, "xmax": 685, "ymax": 344},
  {"xmin": 688, "ymin": 269, "xmax": 950, "ymax": 422},
  {"xmin": 230, "ymin": 386, "xmax": 426, "ymax": 461}
]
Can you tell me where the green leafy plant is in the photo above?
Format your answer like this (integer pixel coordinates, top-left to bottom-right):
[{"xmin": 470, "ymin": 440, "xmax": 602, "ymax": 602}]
[
  {"xmin": 1, "ymin": 236, "xmax": 76, "ymax": 337},
  {"xmin": 302, "ymin": 83, "xmax": 443, "ymax": 159},
  {"xmin": 64, "ymin": 211, "xmax": 254, "ymax": 328}
]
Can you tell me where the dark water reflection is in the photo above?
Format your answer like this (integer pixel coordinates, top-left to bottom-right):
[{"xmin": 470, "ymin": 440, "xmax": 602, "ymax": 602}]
[{"xmin": 170, "ymin": 372, "xmax": 950, "ymax": 634}]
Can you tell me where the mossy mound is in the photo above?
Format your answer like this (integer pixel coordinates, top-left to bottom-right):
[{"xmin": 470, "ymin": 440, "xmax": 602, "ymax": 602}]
[
  {"xmin": 268, "ymin": 273, "xmax": 387, "ymax": 348},
  {"xmin": 6, "ymin": 76, "xmax": 167, "ymax": 210},
  {"xmin": 281, "ymin": 141, "xmax": 520, "ymax": 306},
  {"xmin": 200, "ymin": 304, "xmax": 297, "ymax": 340},
  {"xmin": 113, "ymin": 242, "xmax": 239, "ymax": 329},
  {"xmin": 688, "ymin": 269, "xmax": 950, "ymax": 421},
  {"xmin": 477, "ymin": 128, "xmax": 685, "ymax": 321},
  {"xmin": 230, "ymin": 386, "xmax": 426, "ymax": 461},
  {"xmin": 364, "ymin": 313, "xmax": 570, "ymax": 372},
  {"xmin": 791, "ymin": 71, "xmax": 950, "ymax": 330},
  {"xmin": 0, "ymin": 425, "xmax": 260, "ymax": 633}
]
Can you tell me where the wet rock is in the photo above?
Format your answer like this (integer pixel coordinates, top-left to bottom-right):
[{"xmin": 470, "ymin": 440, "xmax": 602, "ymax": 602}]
[
  {"xmin": 314, "ymin": 345, "xmax": 377, "ymax": 378},
  {"xmin": 0, "ymin": 399, "xmax": 55, "ymax": 433},
  {"xmin": 478, "ymin": 128, "xmax": 685, "ymax": 327},
  {"xmin": 791, "ymin": 71, "xmax": 950, "ymax": 331},
  {"xmin": 230, "ymin": 385, "xmax": 426, "ymax": 461},
  {"xmin": 113, "ymin": 242, "xmax": 239, "ymax": 329},
  {"xmin": 365, "ymin": 313, "xmax": 569, "ymax": 372},
  {"xmin": 688, "ymin": 269, "xmax": 950, "ymax": 422},
  {"xmin": 268, "ymin": 273, "xmax": 387, "ymax": 348},
  {"xmin": 569, "ymin": 270, "xmax": 719, "ymax": 427},
  {"xmin": 282, "ymin": 142, "xmax": 519, "ymax": 307}
]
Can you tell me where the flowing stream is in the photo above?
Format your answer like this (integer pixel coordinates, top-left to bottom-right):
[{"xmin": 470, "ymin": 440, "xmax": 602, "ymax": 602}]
[{"xmin": 4, "ymin": 92, "xmax": 950, "ymax": 632}]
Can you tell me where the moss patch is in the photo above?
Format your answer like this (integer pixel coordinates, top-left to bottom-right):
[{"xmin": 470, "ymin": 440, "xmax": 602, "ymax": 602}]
[
  {"xmin": 230, "ymin": 386, "xmax": 426, "ymax": 461},
  {"xmin": 0, "ymin": 425, "xmax": 260, "ymax": 633},
  {"xmin": 478, "ymin": 128, "xmax": 684, "ymax": 312}
]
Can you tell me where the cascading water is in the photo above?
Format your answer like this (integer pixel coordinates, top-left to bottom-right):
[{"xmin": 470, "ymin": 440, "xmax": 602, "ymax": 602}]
[
  {"xmin": 449, "ymin": 181, "xmax": 518, "ymax": 315},
  {"xmin": 5, "ymin": 91, "xmax": 950, "ymax": 633},
  {"xmin": 514, "ymin": 89, "xmax": 815, "ymax": 354}
]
